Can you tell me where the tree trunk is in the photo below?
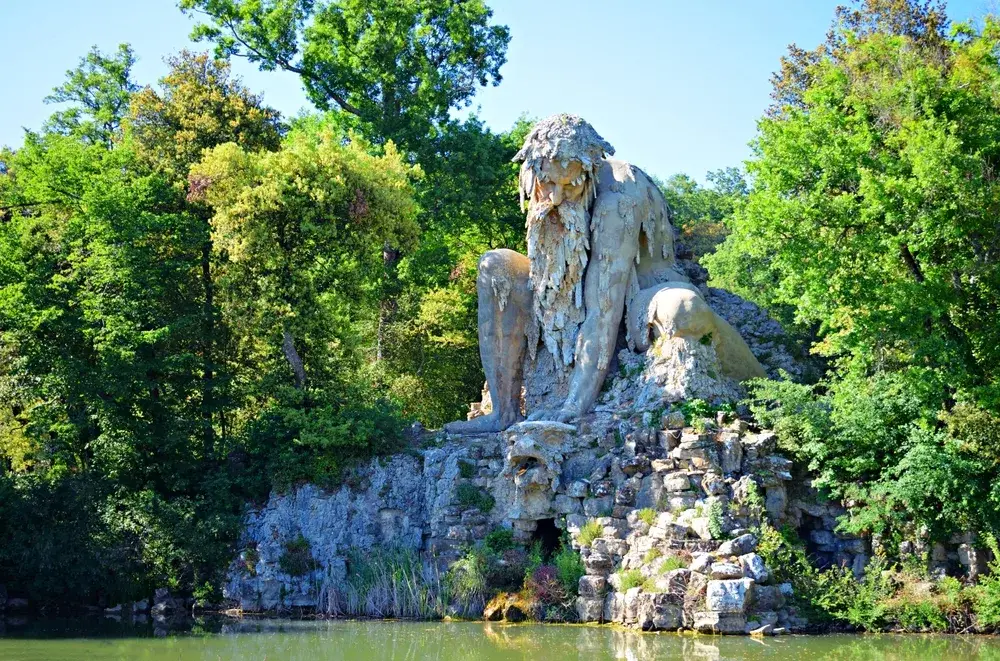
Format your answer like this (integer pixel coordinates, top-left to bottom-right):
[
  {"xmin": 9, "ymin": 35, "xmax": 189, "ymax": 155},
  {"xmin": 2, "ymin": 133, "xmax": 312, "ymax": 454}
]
[
  {"xmin": 201, "ymin": 240, "xmax": 215, "ymax": 458},
  {"xmin": 283, "ymin": 327, "xmax": 307, "ymax": 388},
  {"xmin": 377, "ymin": 241, "xmax": 401, "ymax": 362}
]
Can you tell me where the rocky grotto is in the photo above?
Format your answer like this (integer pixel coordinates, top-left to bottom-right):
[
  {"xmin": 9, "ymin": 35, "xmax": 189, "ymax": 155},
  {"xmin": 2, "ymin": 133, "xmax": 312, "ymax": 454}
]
[{"xmin": 216, "ymin": 114, "xmax": 977, "ymax": 634}]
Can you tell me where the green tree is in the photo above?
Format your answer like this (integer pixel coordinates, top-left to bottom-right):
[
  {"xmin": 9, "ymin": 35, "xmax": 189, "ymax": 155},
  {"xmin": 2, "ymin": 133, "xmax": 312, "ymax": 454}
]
[
  {"xmin": 713, "ymin": 0, "xmax": 1000, "ymax": 546},
  {"xmin": 43, "ymin": 44, "xmax": 139, "ymax": 147},
  {"xmin": 180, "ymin": 0, "xmax": 510, "ymax": 150},
  {"xmin": 190, "ymin": 123, "xmax": 419, "ymax": 481}
]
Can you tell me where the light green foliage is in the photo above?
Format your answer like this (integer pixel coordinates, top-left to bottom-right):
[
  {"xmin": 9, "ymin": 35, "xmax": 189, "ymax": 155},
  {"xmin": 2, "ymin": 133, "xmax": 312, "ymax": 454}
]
[
  {"xmin": 643, "ymin": 548, "xmax": 662, "ymax": 564},
  {"xmin": 455, "ymin": 483, "xmax": 494, "ymax": 513},
  {"xmin": 445, "ymin": 547, "xmax": 491, "ymax": 613},
  {"xmin": 553, "ymin": 542, "xmax": 584, "ymax": 597},
  {"xmin": 637, "ymin": 508, "xmax": 657, "ymax": 526},
  {"xmin": 656, "ymin": 169, "xmax": 746, "ymax": 261},
  {"xmin": 715, "ymin": 0, "xmax": 1000, "ymax": 548},
  {"xmin": 658, "ymin": 555, "xmax": 688, "ymax": 573},
  {"xmin": 617, "ymin": 569, "xmax": 644, "ymax": 591},
  {"xmin": 577, "ymin": 520, "xmax": 603, "ymax": 547}
]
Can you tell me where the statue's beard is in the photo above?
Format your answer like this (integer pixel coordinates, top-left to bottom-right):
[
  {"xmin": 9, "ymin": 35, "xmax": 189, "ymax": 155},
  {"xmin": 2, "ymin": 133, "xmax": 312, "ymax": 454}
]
[{"xmin": 525, "ymin": 195, "xmax": 591, "ymax": 366}]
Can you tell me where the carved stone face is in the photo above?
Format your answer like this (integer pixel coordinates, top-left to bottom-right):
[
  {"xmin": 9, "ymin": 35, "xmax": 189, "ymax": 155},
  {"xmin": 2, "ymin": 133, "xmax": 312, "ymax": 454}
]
[{"xmin": 535, "ymin": 158, "xmax": 587, "ymax": 207}]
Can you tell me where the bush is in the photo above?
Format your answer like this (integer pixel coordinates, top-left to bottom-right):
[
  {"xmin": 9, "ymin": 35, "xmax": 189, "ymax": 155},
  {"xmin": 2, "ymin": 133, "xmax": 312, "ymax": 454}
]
[
  {"xmin": 483, "ymin": 527, "xmax": 515, "ymax": 555},
  {"xmin": 553, "ymin": 543, "xmax": 584, "ymax": 596},
  {"xmin": 524, "ymin": 565, "xmax": 567, "ymax": 605},
  {"xmin": 455, "ymin": 483, "xmax": 495, "ymax": 513},
  {"xmin": 577, "ymin": 520, "xmax": 603, "ymax": 547},
  {"xmin": 278, "ymin": 535, "xmax": 318, "ymax": 577}
]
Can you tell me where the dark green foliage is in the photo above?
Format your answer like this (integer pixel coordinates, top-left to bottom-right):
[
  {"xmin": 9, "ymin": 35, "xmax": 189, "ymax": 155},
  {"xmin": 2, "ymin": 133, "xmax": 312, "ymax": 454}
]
[
  {"xmin": 278, "ymin": 536, "xmax": 318, "ymax": 577},
  {"xmin": 458, "ymin": 460, "xmax": 477, "ymax": 480},
  {"xmin": 483, "ymin": 527, "xmax": 515, "ymax": 554},
  {"xmin": 455, "ymin": 483, "xmax": 494, "ymax": 513}
]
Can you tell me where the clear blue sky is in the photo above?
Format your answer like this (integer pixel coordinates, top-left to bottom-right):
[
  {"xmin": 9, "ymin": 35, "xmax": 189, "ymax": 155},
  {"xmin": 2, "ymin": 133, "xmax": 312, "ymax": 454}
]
[{"xmin": 0, "ymin": 0, "xmax": 990, "ymax": 182}]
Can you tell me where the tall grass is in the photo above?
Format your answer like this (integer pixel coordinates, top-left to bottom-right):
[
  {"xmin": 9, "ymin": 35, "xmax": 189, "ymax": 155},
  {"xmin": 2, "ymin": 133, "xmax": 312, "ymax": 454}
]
[{"xmin": 320, "ymin": 547, "xmax": 446, "ymax": 619}]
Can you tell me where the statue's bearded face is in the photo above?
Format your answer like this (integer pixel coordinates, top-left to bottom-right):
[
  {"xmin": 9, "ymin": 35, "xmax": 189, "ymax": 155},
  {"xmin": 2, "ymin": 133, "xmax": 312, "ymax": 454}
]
[{"xmin": 524, "ymin": 157, "xmax": 594, "ymax": 367}]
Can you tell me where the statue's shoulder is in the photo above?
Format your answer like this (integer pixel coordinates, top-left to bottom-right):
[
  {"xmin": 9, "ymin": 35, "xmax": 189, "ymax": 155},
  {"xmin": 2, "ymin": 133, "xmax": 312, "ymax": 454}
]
[{"xmin": 597, "ymin": 158, "xmax": 659, "ymax": 197}]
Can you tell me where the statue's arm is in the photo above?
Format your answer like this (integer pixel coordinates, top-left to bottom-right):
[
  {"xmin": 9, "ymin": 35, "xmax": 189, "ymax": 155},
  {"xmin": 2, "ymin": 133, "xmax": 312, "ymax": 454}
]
[{"xmin": 560, "ymin": 194, "xmax": 639, "ymax": 418}]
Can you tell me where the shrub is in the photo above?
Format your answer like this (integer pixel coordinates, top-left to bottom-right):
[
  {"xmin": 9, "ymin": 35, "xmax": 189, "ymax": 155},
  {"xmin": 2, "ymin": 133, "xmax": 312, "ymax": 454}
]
[
  {"xmin": 553, "ymin": 543, "xmax": 585, "ymax": 596},
  {"xmin": 708, "ymin": 499, "xmax": 725, "ymax": 539},
  {"xmin": 446, "ymin": 547, "xmax": 491, "ymax": 613},
  {"xmin": 524, "ymin": 565, "xmax": 567, "ymax": 604},
  {"xmin": 278, "ymin": 535, "xmax": 318, "ymax": 577},
  {"xmin": 483, "ymin": 527, "xmax": 515, "ymax": 555},
  {"xmin": 577, "ymin": 520, "xmax": 603, "ymax": 547},
  {"xmin": 455, "ymin": 483, "xmax": 494, "ymax": 513},
  {"xmin": 637, "ymin": 508, "xmax": 657, "ymax": 526}
]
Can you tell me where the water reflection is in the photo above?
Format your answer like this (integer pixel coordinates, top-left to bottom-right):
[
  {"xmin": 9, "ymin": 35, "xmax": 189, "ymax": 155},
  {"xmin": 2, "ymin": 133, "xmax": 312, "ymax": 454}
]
[{"xmin": 2, "ymin": 618, "xmax": 1000, "ymax": 660}]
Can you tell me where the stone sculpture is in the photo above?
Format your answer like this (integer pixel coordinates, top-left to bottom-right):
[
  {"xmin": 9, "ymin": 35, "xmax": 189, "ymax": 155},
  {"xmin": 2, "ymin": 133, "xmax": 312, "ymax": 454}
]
[{"xmin": 445, "ymin": 114, "xmax": 765, "ymax": 433}]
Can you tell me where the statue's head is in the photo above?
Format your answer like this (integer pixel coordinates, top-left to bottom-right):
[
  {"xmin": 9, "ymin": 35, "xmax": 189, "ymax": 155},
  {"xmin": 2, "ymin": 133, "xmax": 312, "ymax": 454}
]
[
  {"xmin": 514, "ymin": 115, "xmax": 615, "ymax": 366},
  {"xmin": 513, "ymin": 114, "xmax": 614, "ymax": 214}
]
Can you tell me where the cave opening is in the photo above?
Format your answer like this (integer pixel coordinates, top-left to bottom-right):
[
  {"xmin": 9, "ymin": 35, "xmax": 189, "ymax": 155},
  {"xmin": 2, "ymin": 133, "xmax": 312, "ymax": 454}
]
[{"xmin": 532, "ymin": 518, "xmax": 561, "ymax": 559}]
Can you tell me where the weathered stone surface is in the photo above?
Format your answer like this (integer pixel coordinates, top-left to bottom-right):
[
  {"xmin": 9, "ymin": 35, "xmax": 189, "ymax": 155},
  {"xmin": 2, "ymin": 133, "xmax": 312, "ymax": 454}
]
[
  {"xmin": 553, "ymin": 494, "xmax": 581, "ymax": 514},
  {"xmin": 635, "ymin": 592, "xmax": 683, "ymax": 630},
  {"xmin": 565, "ymin": 480, "xmax": 589, "ymax": 498},
  {"xmin": 694, "ymin": 611, "xmax": 747, "ymax": 634},
  {"xmin": 706, "ymin": 579, "xmax": 755, "ymax": 614},
  {"xmin": 662, "ymin": 472, "xmax": 692, "ymax": 492},
  {"xmin": 720, "ymin": 436, "xmax": 743, "ymax": 474},
  {"xmin": 754, "ymin": 585, "xmax": 786, "ymax": 611},
  {"xmin": 710, "ymin": 562, "xmax": 744, "ymax": 580},
  {"xmin": 690, "ymin": 552, "xmax": 713, "ymax": 574},
  {"xmin": 739, "ymin": 553, "xmax": 770, "ymax": 583},
  {"xmin": 579, "ymin": 575, "xmax": 608, "ymax": 599},
  {"xmin": 576, "ymin": 596, "xmax": 604, "ymax": 622},
  {"xmin": 585, "ymin": 552, "xmax": 614, "ymax": 576},
  {"xmin": 717, "ymin": 533, "xmax": 757, "ymax": 557},
  {"xmin": 765, "ymin": 486, "xmax": 787, "ymax": 520}
]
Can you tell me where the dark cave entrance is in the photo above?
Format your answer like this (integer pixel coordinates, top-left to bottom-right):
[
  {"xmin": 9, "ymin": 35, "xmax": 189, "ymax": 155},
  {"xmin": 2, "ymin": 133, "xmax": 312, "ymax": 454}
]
[{"xmin": 533, "ymin": 518, "xmax": 561, "ymax": 559}]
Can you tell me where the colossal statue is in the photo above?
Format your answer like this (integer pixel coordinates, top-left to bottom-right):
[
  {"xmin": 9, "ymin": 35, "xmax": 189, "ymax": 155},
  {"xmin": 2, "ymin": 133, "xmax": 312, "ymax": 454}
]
[{"xmin": 444, "ymin": 114, "xmax": 765, "ymax": 434}]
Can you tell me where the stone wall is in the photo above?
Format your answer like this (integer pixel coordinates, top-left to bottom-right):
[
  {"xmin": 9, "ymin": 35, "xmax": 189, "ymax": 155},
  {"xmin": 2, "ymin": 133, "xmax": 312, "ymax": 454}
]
[{"xmin": 223, "ymin": 406, "xmax": 873, "ymax": 635}]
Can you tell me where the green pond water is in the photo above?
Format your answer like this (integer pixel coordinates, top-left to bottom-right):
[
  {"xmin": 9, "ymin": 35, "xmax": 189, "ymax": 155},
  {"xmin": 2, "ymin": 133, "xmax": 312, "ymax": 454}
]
[{"xmin": 3, "ymin": 619, "xmax": 1000, "ymax": 660}]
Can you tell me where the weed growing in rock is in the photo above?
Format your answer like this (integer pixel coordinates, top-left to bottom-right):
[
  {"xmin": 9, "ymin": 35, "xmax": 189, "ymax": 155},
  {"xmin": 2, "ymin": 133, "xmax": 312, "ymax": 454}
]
[
  {"xmin": 637, "ymin": 508, "xmax": 657, "ymax": 526},
  {"xmin": 708, "ymin": 500, "xmax": 725, "ymax": 539},
  {"xmin": 455, "ymin": 483, "xmax": 495, "ymax": 513},
  {"xmin": 458, "ymin": 460, "xmax": 477, "ymax": 479},
  {"xmin": 278, "ymin": 535, "xmax": 318, "ymax": 577},
  {"xmin": 483, "ymin": 527, "xmax": 515, "ymax": 554},
  {"xmin": 643, "ymin": 548, "xmax": 662, "ymax": 564},
  {"xmin": 617, "ymin": 568, "xmax": 644, "ymax": 591},
  {"xmin": 658, "ymin": 554, "xmax": 688, "ymax": 573},
  {"xmin": 577, "ymin": 520, "xmax": 603, "ymax": 547}
]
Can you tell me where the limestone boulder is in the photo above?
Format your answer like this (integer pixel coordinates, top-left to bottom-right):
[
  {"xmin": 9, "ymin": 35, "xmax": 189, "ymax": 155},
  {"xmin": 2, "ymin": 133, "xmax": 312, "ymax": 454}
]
[{"xmin": 706, "ymin": 578, "xmax": 755, "ymax": 614}]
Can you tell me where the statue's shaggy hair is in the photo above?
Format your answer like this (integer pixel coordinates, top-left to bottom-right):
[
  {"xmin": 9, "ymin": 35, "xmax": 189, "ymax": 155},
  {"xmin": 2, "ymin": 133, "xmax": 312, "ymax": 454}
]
[{"xmin": 515, "ymin": 115, "xmax": 614, "ymax": 367}]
